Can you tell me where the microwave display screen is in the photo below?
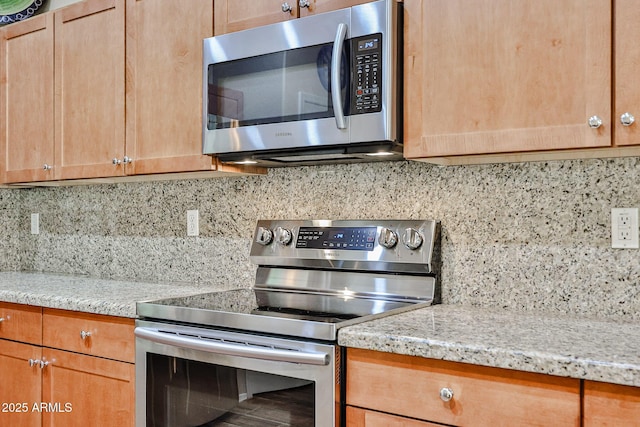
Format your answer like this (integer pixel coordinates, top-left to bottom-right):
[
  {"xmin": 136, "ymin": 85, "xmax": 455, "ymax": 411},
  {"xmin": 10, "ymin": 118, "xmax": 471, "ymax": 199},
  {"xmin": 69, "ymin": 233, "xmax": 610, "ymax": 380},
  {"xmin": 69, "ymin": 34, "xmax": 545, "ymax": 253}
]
[{"xmin": 358, "ymin": 38, "xmax": 379, "ymax": 52}]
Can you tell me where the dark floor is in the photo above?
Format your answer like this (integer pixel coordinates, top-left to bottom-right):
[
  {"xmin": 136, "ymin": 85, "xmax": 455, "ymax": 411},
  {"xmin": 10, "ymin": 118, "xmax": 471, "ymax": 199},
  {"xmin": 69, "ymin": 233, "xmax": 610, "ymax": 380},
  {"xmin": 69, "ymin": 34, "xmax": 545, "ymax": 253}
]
[{"xmin": 204, "ymin": 384, "xmax": 315, "ymax": 427}]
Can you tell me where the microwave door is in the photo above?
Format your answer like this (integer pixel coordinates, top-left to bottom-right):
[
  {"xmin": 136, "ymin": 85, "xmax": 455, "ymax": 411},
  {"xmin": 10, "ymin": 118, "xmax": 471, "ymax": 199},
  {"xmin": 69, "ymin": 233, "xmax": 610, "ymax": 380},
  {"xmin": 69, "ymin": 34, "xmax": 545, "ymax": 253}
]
[{"xmin": 203, "ymin": 9, "xmax": 353, "ymax": 156}]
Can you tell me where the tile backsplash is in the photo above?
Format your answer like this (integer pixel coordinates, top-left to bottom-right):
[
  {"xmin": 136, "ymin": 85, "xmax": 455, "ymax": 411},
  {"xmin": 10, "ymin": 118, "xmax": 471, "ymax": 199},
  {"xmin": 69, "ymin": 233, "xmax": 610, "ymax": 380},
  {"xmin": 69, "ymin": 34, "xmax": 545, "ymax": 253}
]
[{"xmin": 3, "ymin": 157, "xmax": 640, "ymax": 320}]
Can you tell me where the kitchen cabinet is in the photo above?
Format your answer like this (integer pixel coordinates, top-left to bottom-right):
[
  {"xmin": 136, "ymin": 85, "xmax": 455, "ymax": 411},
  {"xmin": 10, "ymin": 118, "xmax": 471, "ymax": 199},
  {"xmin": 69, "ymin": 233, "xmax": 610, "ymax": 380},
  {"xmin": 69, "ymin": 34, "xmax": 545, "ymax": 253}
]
[
  {"xmin": 214, "ymin": 0, "xmax": 371, "ymax": 35},
  {"xmin": 0, "ymin": 303, "xmax": 134, "ymax": 427},
  {"xmin": 583, "ymin": 381, "xmax": 640, "ymax": 426},
  {"xmin": 126, "ymin": 0, "xmax": 250, "ymax": 176},
  {"xmin": 0, "ymin": 0, "xmax": 124, "ymax": 183},
  {"xmin": 346, "ymin": 348, "xmax": 581, "ymax": 426},
  {"xmin": 404, "ymin": 0, "xmax": 640, "ymax": 165}
]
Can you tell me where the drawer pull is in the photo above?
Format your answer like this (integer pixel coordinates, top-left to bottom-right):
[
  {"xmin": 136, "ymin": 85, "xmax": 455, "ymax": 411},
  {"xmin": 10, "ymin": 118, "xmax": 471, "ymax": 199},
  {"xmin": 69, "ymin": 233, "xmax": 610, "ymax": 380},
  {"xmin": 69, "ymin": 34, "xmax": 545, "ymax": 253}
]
[
  {"xmin": 80, "ymin": 330, "xmax": 92, "ymax": 340},
  {"xmin": 28, "ymin": 358, "xmax": 39, "ymax": 367},
  {"xmin": 439, "ymin": 387, "xmax": 454, "ymax": 402},
  {"xmin": 0, "ymin": 317, "xmax": 4, "ymax": 322}
]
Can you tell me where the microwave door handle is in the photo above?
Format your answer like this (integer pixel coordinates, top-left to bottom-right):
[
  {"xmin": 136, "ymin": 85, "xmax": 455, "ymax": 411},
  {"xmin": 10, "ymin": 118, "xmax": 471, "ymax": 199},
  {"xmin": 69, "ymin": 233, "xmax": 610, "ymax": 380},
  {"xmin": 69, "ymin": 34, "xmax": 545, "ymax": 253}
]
[
  {"xmin": 135, "ymin": 327, "xmax": 329, "ymax": 366},
  {"xmin": 331, "ymin": 23, "xmax": 348, "ymax": 129}
]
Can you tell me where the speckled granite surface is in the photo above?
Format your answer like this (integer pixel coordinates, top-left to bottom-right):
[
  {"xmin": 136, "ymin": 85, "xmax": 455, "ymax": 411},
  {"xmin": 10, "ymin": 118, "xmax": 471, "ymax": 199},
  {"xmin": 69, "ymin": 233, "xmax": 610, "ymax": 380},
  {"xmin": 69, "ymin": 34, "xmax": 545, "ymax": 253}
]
[
  {"xmin": 0, "ymin": 272, "xmax": 222, "ymax": 318},
  {"xmin": 338, "ymin": 304, "xmax": 640, "ymax": 387}
]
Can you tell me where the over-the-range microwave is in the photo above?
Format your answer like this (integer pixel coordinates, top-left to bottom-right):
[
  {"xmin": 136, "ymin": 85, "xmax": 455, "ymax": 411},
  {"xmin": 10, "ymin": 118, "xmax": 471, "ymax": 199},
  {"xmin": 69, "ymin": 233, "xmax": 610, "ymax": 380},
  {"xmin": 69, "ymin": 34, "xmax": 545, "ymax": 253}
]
[{"xmin": 202, "ymin": 0, "xmax": 403, "ymax": 167}]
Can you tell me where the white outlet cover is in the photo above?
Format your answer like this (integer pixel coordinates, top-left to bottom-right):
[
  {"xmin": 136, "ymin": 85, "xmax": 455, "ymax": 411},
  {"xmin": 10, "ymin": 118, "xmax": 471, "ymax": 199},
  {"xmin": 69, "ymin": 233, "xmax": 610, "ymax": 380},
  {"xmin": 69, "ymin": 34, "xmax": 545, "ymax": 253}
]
[
  {"xmin": 30, "ymin": 213, "xmax": 40, "ymax": 235},
  {"xmin": 612, "ymin": 208, "xmax": 639, "ymax": 249},
  {"xmin": 186, "ymin": 210, "xmax": 199, "ymax": 237}
]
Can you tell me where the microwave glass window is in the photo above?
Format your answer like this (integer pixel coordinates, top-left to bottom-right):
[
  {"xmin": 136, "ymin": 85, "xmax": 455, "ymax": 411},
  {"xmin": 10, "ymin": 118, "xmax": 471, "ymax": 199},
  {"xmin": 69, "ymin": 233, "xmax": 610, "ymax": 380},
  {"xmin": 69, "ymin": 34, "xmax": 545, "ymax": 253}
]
[
  {"xmin": 146, "ymin": 353, "xmax": 315, "ymax": 426},
  {"xmin": 208, "ymin": 42, "xmax": 349, "ymax": 130}
]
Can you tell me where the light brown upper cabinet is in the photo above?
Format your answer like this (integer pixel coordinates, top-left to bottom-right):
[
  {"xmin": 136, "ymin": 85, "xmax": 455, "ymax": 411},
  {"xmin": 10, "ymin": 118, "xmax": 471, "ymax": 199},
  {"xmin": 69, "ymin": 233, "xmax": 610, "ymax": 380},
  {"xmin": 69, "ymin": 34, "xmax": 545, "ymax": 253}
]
[
  {"xmin": 1, "ymin": 14, "xmax": 55, "ymax": 183},
  {"xmin": 125, "ymin": 0, "xmax": 218, "ymax": 175},
  {"xmin": 403, "ymin": 0, "xmax": 640, "ymax": 165},
  {"xmin": 1, "ymin": 0, "xmax": 124, "ymax": 183},
  {"xmin": 214, "ymin": 0, "xmax": 371, "ymax": 35}
]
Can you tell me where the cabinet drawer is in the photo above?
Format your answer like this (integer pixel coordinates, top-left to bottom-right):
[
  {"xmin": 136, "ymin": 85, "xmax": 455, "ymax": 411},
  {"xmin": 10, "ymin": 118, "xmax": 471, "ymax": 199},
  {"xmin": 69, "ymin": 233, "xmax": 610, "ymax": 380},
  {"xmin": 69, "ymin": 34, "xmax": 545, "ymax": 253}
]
[
  {"xmin": 43, "ymin": 309, "xmax": 135, "ymax": 363},
  {"xmin": 584, "ymin": 380, "xmax": 640, "ymax": 426},
  {"xmin": 346, "ymin": 348, "xmax": 580, "ymax": 427},
  {"xmin": 0, "ymin": 302, "xmax": 43, "ymax": 345},
  {"xmin": 347, "ymin": 406, "xmax": 441, "ymax": 427}
]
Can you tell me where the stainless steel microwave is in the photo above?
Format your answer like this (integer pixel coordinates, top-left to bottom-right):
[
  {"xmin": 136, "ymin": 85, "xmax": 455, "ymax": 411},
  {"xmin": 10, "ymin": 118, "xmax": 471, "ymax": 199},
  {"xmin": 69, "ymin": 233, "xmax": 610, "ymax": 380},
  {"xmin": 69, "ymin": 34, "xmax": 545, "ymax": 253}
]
[{"xmin": 202, "ymin": 0, "xmax": 402, "ymax": 167}]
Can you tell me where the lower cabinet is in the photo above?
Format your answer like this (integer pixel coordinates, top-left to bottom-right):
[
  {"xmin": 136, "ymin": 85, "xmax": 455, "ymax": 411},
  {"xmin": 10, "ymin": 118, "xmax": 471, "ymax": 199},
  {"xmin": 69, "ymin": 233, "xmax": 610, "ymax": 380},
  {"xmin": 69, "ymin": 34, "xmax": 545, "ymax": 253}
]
[
  {"xmin": 346, "ymin": 348, "xmax": 581, "ymax": 427},
  {"xmin": 0, "ymin": 303, "xmax": 135, "ymax": 427},
  {"xmin": 583, "ymin": 380, "xmax": 640, "ymax": 426}
]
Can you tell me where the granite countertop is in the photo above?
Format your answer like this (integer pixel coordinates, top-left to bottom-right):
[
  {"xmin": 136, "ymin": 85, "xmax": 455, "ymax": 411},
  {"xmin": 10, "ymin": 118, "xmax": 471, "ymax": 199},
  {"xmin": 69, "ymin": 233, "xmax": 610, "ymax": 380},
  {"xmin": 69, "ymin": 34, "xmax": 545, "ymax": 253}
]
[
  {"xmin": 0, "ymin": 271, "xmax": 215, "ymax": 318},
  {"xmin": 338, "ymin": 304, "xmax": 640, "ymax": 388}
]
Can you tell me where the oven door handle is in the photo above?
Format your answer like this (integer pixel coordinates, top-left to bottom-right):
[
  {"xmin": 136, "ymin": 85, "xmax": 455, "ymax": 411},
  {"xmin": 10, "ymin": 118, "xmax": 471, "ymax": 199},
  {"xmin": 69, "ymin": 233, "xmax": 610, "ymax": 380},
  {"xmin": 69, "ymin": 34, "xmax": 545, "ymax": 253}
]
[{"xmin": 135, "ymin": 327, "xmax": 329, "ymax": 366}]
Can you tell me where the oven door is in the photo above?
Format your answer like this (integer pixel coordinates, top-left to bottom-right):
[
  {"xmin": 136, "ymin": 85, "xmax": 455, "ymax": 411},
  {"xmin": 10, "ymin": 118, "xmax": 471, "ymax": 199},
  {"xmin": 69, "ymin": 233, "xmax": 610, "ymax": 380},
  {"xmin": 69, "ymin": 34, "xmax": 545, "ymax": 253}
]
[{"xmin": 135, "ymin": 320, "xmax": 339, "ymax": 427}]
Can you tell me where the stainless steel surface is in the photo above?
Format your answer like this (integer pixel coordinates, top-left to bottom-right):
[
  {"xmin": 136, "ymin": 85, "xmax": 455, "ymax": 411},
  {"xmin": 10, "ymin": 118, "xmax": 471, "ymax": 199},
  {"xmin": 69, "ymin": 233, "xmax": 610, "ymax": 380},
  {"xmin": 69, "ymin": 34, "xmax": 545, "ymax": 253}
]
[
  {"xmin": 202, "ymin": 0, "xmax": 402, "ymax": 167},
  {"xmin": 621, "ymin": 112, "xmax": 636, "ymax": 126},
  {"xmin": 588, "ymin": 115, "xmax": 603, "ymax": 128},
  {"xmin": 439, "ymin": 387, "xmax": 454, "ymax": 402},
  {"xmin": 135, "ymin": 325, "xmax": 330, "ymax": 365},
  {"xmin": 135, "ymin": 319, "xmax": 337, "ymax": 427},
  {"xmin": 250, "ymin": 219, "xmax": 439, "ymax": 274}
]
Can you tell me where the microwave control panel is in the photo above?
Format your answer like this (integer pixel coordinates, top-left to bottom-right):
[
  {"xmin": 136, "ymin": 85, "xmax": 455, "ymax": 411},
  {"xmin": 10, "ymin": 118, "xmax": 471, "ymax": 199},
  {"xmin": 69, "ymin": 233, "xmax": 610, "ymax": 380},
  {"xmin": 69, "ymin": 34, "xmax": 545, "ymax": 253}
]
[{"xmin": 351, "ymin": 33, "xmax": 383, "ymax": 115}]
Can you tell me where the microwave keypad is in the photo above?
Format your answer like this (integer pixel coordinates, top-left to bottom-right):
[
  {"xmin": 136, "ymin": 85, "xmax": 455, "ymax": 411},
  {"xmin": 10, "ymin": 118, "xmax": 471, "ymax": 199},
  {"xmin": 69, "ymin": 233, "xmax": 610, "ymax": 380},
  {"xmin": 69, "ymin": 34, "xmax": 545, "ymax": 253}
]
[{"xmin": 352, "ymin": 34, "xmax": 382, "ymax": 115}]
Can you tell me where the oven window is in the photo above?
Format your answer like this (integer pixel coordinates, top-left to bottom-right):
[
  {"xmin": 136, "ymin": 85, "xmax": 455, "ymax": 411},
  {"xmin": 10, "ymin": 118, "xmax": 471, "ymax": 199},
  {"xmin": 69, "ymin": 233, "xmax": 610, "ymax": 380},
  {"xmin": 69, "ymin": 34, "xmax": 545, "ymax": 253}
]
[
  {"xmin": 146, "ymin": 353, "xmax": 315, "ymax": 427},
  {"xmin": 207, "ymin": 42, "xmax": 349, "ymax": 130}
]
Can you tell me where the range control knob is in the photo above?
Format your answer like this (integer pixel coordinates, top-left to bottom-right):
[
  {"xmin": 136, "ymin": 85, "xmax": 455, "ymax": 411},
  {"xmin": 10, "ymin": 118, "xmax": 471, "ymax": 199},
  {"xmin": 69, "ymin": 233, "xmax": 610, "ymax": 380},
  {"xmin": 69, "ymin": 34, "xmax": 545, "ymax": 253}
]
[
  {"xmin": 255, "ymin": 227, "xmax": 274, "ymax": 246},
  {"xmin": 402, "ymin": 228, "xmax": 423, "ymax": 250},
  {"xmin": 275, "ymin": 227, "xmax": 293, "ymax": 246},
  {"xmin": 378, "ymin": 228, "xmax": 398, "ymax": 248}
]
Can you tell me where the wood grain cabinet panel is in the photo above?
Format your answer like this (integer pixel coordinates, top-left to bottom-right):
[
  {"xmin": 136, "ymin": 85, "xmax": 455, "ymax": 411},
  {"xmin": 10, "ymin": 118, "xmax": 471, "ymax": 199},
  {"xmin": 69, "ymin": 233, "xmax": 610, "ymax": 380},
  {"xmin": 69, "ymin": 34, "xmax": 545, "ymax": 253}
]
[
  {"xmin": 54, "ymin": 0, "xmax": 126, "ymax": 180},
  {"xmin": 41, "ymin": 348, "xmax": 134, "ymax": 427},
  {"xmin": 404, "ymin": 0, "xmax": 614, "ymax": 163},
  {"xmin": 0, "ymin": 340, "xmax": 42, "ymax": 427},
  {"xmin": 1, "ymin": 14, "xmax": 55, "ymax": 183},
  {"xmin": 0, "ymin": 302, "xmax": 43, "ymax": 345},
  {"xmin": 583, "ymin": 380, "xmax": 640, "ymax": 426},
  {"xmin": 347, "ymin": 406, "xmax": 441, "ymax": 427},
  {"xmin": 43, "ymin": 309, "xmax": 135, "ymax": 363},
  {"xmin": 347, "ymin": 348, "xmax": 581, "ymax": 427}
]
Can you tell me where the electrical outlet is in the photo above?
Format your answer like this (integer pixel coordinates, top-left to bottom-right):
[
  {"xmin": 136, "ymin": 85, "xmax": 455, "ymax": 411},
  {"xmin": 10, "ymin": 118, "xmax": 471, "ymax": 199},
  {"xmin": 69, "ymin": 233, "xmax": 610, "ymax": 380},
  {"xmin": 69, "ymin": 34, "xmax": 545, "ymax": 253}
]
[
  {"xmin": 612, "ymin": 208, "xmax": 639, "ymax": 248},
  {"xmin": 31, "ymin": 213, "xmax": 40, "ymax": 235},
  {"xmin": 186, "ymin": 210, "xmax": 199, "ymax": 237}
]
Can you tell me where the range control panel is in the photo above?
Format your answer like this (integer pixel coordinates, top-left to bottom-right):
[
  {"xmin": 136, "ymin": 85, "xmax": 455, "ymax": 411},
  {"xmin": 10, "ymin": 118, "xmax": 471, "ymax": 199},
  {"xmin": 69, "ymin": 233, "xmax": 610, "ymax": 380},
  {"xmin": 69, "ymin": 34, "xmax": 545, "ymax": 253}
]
[
  {"xmin": 351, "ymin": 33, "xmax": 383, "ymax": 115},
  {"xmin": 250, "ymin": 220, "xmax": 440, "ymax": 274}
]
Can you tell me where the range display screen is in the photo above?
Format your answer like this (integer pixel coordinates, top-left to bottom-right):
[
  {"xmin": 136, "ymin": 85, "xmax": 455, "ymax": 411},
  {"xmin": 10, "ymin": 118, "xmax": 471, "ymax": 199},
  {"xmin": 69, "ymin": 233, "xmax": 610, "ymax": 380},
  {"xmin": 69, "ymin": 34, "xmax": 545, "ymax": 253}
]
[{"xmin": 296, "ymin": 227, "xmax": 377, "ymax": 251}]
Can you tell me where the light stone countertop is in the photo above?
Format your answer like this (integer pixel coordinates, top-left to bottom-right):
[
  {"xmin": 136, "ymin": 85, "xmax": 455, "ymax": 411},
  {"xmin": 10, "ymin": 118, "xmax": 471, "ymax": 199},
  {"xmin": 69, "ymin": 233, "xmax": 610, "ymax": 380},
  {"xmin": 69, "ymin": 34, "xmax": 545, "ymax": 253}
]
[
  {"xmin": 338, "ymin": 304, "xmax": 640, "ymax": 388},
  {"xmin": 0, "ymin": 272, "xmax": 218, "ymax": 318}
]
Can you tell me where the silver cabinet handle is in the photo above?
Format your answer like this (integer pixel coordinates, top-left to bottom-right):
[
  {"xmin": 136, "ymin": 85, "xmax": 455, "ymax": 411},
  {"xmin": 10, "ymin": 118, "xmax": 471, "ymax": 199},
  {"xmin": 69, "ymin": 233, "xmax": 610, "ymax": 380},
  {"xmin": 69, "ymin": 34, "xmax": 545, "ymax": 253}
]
[
  {"xmin": 40, "ymin": 360, "xmax": 49, "ymax": 369},
  {"xmin": 281, "ymin": 2, "xmax": 292, "ymax": 13},
  {"xmin": 122, "ymin": 156, "xmax": 133, "ymax": 164},
  {"xmin": 135, "ymin": 327, "xmax": 329, "ymax": 366},
  {"xmin": 331, "ymin": 23, "xmax": 348, "ymax": 129},
  {"xmin": 29, "ymin": 358, "xmax": 38, "ymax": 367},
  {"xmin": 43, "ymin": 164, "xmax": 52, "ymax": 170},
  {"xmin": 299, "ymin": 0, "xmax": 310, "ymax": 7},
  {"xmin": 112, "ymin": 158, "xmax": 122, "ymax": 165},
  {"xmin": 0, "ymin": 317, "xmax": 4, "ymax": 323},
  {"xmin": 588, "ymin": 115, "xmax": 603, "ymax": 129},
  {"xmin": 439, "ymin": 387, "xmax": 454, "ymax": 402},
  {"xmin": 80, "ymin": 330, "xmax": 92, "ymax": 340},
  {"xmin": 620, "ymin": 112, "xmax": 635, "ymax": 127}
]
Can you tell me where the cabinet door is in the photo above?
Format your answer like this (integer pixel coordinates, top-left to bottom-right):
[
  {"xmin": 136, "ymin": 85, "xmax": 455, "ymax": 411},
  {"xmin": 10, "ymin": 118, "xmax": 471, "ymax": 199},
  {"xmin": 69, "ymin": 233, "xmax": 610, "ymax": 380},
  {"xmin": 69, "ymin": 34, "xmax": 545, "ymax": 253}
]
[
  {"xmin": 404, "ymin": 0, "xmax": 611, "ymax": 159},
  {"xmin": 614, "ymin": 0, "xmax": 640, "ymax": 146},
  {"xmin": 125, "ymin": 0, "xmax": 215, "ymax": 175},
  {"xmin": 214, "ymin": 0, "xmax": 298, "ymax": 35},
  {"xmin": 0, "ymin": 340, "xmax": 42, "ymax": 427},
  {"xmin": 0, "ymin": 302, "xmax": 43, "ymax": 345},
  {"xmin": 1, "ymin": 14, "xmax": 55, "ymax": 183},
  {"xmin": 41, "ymin": 348, "xmax": 135, "ymax": 427},
  {"xmin": 299, "ymin": 0, "xmax": 372, "ymax": 18},
  {"xmin": 54, "ymin": 0, "xmax": 125, "ymax": 180},
  {"xmin": 583, "ymin": 380, "xmax": 640, "ymax": 426}
]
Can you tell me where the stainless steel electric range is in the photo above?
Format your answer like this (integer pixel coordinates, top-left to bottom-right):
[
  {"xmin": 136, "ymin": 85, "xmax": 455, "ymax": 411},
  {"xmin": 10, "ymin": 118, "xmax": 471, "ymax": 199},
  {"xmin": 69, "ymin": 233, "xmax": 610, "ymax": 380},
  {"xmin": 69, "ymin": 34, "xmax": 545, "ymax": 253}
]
[{"xmin": 135, "ymin": 219, "xmax": 440, "ymax": 427}]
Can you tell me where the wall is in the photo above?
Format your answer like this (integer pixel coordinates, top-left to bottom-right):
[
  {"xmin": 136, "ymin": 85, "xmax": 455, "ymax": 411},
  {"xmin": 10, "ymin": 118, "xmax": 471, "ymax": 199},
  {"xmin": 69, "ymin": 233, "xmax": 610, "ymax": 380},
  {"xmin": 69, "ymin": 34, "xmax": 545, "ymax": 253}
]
[{"xmin": 5, "ymin": 157, "xmax": 640, "ymax": 320}]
